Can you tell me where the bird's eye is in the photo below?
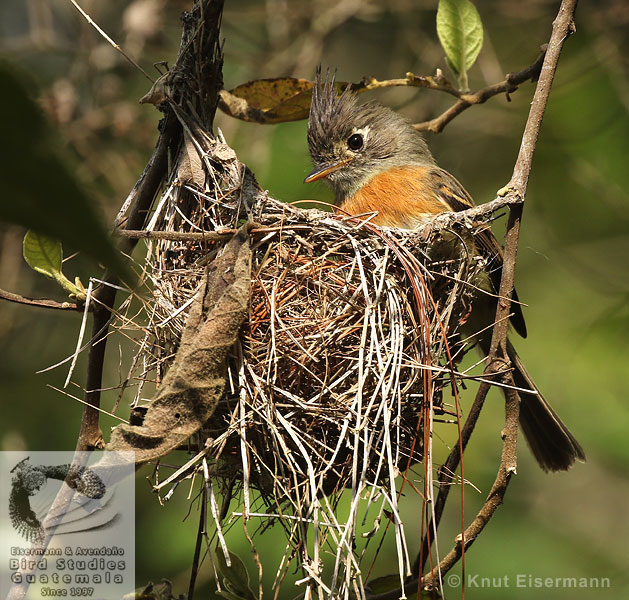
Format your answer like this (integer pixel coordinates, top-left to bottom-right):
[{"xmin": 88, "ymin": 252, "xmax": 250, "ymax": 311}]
[{"xmin": 347, "ymin": 133, "xmax": 364, "ymax": 151}]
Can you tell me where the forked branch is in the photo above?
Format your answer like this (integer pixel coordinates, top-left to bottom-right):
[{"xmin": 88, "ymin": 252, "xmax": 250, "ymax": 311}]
[{"xmin": 370, "ymin": 0, "xmax": 579, "ymax": 597}]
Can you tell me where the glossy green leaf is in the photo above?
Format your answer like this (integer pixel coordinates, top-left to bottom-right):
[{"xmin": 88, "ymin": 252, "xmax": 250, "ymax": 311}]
[
  {"xmin": 436, "ymin": 0, "xmax": 484, "ymax": 90},
  {"xmin": 23, "ymin": 230, "xmax": 85, "ymax": 298},
  {"xmin": 23, "ymin": 230, "xmax": 63, "ymax": 280}
]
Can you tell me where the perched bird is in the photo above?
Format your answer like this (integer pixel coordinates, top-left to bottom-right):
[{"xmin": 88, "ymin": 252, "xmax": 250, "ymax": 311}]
[{"xmin": 304, "ymin": 73, "xmax": 585, "ymax": 472}]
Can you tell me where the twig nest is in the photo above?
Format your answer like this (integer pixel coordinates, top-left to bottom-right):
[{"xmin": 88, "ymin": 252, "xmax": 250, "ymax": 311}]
[
  {"xmin": 205, "ymin": 196, "xmax": 482, "ymax": 499},
  {"xmin": 123, "ymin": 164, "xmax": 486, "ymax": 595}
]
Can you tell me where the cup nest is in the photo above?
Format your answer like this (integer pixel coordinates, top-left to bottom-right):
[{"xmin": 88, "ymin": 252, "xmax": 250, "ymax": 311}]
[
  {"xmin": 114, "ymin": 147, "xmax": 486, "ymax": 594},
  {"xmin": 132, "ymin": 187, "xmax": 483, "ymax": 496}
]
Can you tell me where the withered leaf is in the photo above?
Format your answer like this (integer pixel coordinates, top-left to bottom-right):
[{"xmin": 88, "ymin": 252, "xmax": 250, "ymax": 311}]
[
  {"xmin": 177, "ymin": 130, "xmax": 206, "ymax": 187},
  {"xmin": 139, "ymin": 72, "xmax": 170, "ymax": 106},
  {"xmin": 218, "ymin": 77, "xmax": 350, "ymax": 124},
  {"xmin": 107, "ymin": 224, "xmax": 253, "ymax": 463}
]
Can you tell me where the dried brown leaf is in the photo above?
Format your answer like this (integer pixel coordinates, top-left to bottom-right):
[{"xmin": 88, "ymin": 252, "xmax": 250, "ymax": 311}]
[
  {"xmin": 107, "ymin": 225, "xmax": 252, "ymax": 463},
  {"xmin": 177, "ymin": 130, "xmax": 205, "ymax": 187},
  {"xmin": 218, "ymin": 77, "xmax": 349, "ymax": 124},
  {"xmin": 138, "ymin": 72, "xmax": 169, "ymax": 106}
]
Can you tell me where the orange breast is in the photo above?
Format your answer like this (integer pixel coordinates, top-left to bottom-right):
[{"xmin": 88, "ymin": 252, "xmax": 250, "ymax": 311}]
[{"xmin": 339, "ymin": 166, "xmax": 451, "ymax": 228}]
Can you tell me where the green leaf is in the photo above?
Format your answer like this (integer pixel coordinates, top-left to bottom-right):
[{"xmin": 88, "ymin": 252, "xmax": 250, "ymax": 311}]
[
  {"xmin": 23, "ymin": 230, "xmax": 85, "ymax": 299},
  {"xmin": 214, "ymin": 549, "xmax": 257, "ymax": 600},
  {"xmin": 23, "ymin": 230, "xmax": 63, "ymax": 279},
  {"xmin": 436, "ymin": 0, "xmax": 484, "ymax": 90}
]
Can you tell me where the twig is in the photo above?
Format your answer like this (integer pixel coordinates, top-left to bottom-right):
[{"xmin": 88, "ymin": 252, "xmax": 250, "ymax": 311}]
[
  {"xmin": 115, "ymin": 225, "xmax": 298, "ymax": 242},
  {"xmin": 413, "ymin": 378, "xmax": 492, "ymax": 578},
  {"xmin": 218, "ymin": 45, "xmax": 546, "ymax": 132},
  {"xmin": 419, "ymin": 378, "xmax": 520, "ymax": 589},
  {"xmin": 0, "ymin": 288, "xmax": 81, "ymax": 311},
  {"xmin": 429, "ymin": 0, "xmax": 578, "ymax": 587},
  {"xmin": 188, "ymin": 484, "xmax": 207, "ymax": 600},
  {"xmin": 351, "ymin": 45, "xmax": 547, "ymax": 134},
  {"xmin": 77, "ymin": 110, "xmax": 181, "ymax": 451},
  {"xmin": 492, "ymin": 0, "xmax": 578, "ymax": 358},
  {"xmin": 412, "ymin": 45, "xmax": 548, "ymax": 133},
  {"xmin": 115, "ymin": 190, "xmax": 519, "ymax": 243},
  {"xmin": 77, "ymin": 0, "xmax": 226, "ymax": 453},
  {"xmin": 64, "ymin": 280, "xmax": 94, "ymax": 387},
  {"xmin": 368, "ymin": 1, "xmax": 579, "ymax": 597},
  {"xmin": 117, "ymin": 229, "xmax": 236, "ymax": 242},
  {"xmin": 47, "ymin": 385, "xmax": 129, "ymax": 423},
  {"xmin": 67, "ymin": 0, "xmax": 154, "ymax": 82}
]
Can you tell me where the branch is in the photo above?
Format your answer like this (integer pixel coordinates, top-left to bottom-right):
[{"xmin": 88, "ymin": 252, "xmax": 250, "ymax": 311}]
[
  {"xmin": 0, "ymin": 288, "xmax": 81, "ymax": 311},
  {"xmin": 115, "ymin": 224, "xmax": 313, "ymax": 242},
  {"xmin": 419, "ymin": 377, "xmax": 520, "ymax": 589},
  {"xmin": 492, "ymin": 0, "xmax": 577, "ymax": 359},
  {"xmin": 435, "ymin": 0, "xmax": 578, "ymax": 585},
  {"xmin": 68, "ymin": 0, "xmax": 153, "ymax": 82},
  {"xmin": 354, "ymin": 44, "xmax": 548, "ymax": 133},
  {"xmin": 413, "ymin": 379, "xmax": 492, "ymax": 577},
  {"xmin": 218, "ymin": 45, "xmax": 547, "ymax": 131},
  {"xmin": 369, "ymin": 1, "xmax": 579, "ymax": 597},
  {"xmin": 77, "ymin": 111, "xmax": 181, "ymax": 451},
  {"xmin": 429, "ymin": 0, "xmax": 578, "ymax": 585},
  {"xmin": 75, "ymin": 0, "xmax": 225, "ymax": 452}
]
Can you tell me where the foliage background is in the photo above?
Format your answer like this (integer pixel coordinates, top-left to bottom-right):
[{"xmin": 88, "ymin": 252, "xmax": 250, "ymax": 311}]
[{"xmin": 0, "ymin": 0, "xmax": 627, "ymax": 598}]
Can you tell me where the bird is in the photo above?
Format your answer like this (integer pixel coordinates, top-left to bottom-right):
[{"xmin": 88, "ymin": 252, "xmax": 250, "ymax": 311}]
[{"xmin": 304, "ymin": 72, "xmax": 585, "ymax": 472}]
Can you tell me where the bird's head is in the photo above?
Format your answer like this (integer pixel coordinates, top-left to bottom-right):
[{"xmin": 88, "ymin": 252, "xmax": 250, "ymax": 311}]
[{"xmin": 305, "ymin": 70, "xmax": 435, "ymax": 202}]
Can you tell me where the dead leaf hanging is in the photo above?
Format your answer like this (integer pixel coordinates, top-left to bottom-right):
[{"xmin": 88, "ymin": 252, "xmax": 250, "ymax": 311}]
[{"xmin": 107, "ymin": 224, "xmax": 252, "ymax": 463}]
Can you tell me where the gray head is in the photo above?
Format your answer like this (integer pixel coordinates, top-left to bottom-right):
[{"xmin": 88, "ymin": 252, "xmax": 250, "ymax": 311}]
[{"xmin": 305, "ymin": 70, "xmax": 435, "ymax": 201}]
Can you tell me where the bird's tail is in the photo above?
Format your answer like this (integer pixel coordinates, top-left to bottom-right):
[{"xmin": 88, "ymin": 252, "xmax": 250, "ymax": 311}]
[{"xmin": 506, "ymin": 340, "xmax": 586, "ymax": 472}]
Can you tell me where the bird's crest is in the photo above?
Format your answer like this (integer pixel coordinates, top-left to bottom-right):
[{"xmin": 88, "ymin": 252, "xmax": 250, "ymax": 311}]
[{"xmin": 308, "ymin": 68, "xmax": 357, "ymax": 154}]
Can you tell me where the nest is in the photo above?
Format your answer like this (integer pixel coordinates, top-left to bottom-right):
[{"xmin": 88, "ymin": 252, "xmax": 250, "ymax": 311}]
[
  {"xmin": 211, "ymin": 199, "xmax": 473, "ymax": 498},
  {"xmin": 112, "ymin": 133, "xmax": 487, "ymax": 597}
]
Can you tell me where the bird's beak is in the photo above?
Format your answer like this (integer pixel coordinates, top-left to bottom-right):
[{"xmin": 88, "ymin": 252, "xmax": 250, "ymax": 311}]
[{"xmin": 304, "ymin": 157, "xmax": 353, "ymax": 184}]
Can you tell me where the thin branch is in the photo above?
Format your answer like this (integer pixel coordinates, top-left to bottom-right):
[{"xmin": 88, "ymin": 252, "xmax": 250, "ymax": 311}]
[
  {"xmin": 76, "ymin": 110, "xmax": 181, "ymax": 451},
  {"xmin": 427, "ymin": 0, "xmax": 578, "ymax": 585},
  {"xmin": 413, "ymin": 379, "xmax": 492, "ymax": 577},
  {"xmin": 369, "ymin": 1, "xmax": 579, "ymax": 597},
  {"xmin": 0, "ymin": 288, "xmax": 81, "ymax": 311},
  {"xmin": 115, "ymin": 225, "xmax": 284, "ymax": 242},
  {"xmin": 68, "ymin": 0, "xmax": 154, "ymax": 82},
  {"xmin": 435, "ymin": 0, "xmax": 578, "ymax": 584},
  {"xmin": 116, "ymin": 190, "xmax": 520, "ymax": 243},
  {"xmin": 492, "ymin": 0, "xmax": 578, "ymax": 358},
  {"xmin": 218, "ymin": 45, "xmax": 546, "ymax": 132},
  {"xmin": 420, "ymin": 379, "xmax": 520, "ymax": 589},
  {"xmin": 412, "ymin": 45, "xmax": 548, "ymax": 133},
  {"xmin": 116, "ymin": 229, "xmax": 235, "ymax": 242},
  {"xmin": 366, "ymin": 371, "xmax": 520, "ymax": 600},
  {"xmin": 188, "ymin": 485, "xmax": 207, "ymax": 600},
  {"xmin": 352, "ymin": 44, "xmax": 547, "ymax": 134},
  {"xmin": 76, "ymin": 0, "xmax": 225, "ymax": 451}
]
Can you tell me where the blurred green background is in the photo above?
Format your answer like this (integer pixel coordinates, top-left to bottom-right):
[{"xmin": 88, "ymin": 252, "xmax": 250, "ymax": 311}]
[{"xmin": 1, "ymin": 1, "xmax": 628, "ymax": 598}]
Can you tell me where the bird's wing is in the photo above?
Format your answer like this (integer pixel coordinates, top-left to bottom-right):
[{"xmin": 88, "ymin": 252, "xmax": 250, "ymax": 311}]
[{"xmin": 430, "ymin": 167, "xmax": 527, "ymax": 338}]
